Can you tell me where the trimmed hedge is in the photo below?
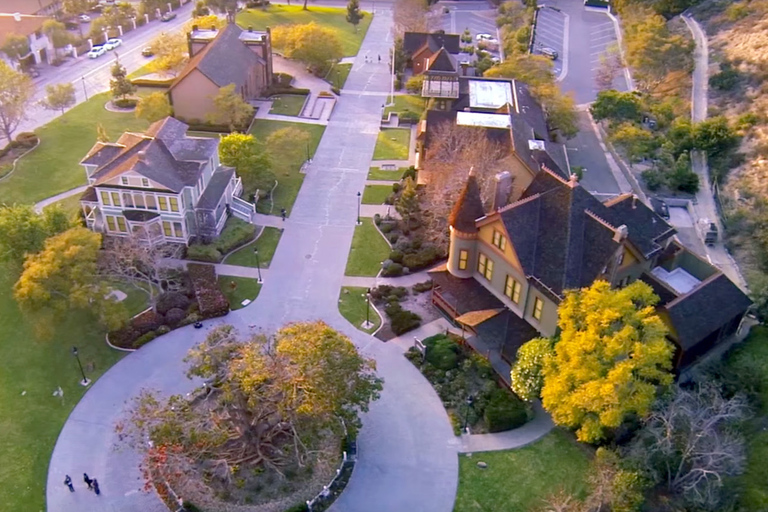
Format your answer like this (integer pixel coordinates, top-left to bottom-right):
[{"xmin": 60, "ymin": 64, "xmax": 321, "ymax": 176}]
[
  {"xmin": 425, "ymin": 336, "xmax": 460, "ymax": 370},
  {"xmin": 385, "ymin": 302, "xmax": 421, "ymax": 335},
  {"xmin": 484, "ymin": 388, "xmax": 529, "ymax": 432},
  {"xmin": 15, "ymin": 132, "xmax": 38, "ymax": 148},
  {"xmin": 188, "ymin": 263, "xmax": 230, "ymax": 318},
  {"xmin": 155, "ymin": 291, "xmax": 190, "ymax": 315},
  {"xmin": 187, "ymin": 244, "xmax": 222, "ymax": 262},
  {"xmin": 113, "ymin": 98, "xmax": 138, "ymax": 109}
]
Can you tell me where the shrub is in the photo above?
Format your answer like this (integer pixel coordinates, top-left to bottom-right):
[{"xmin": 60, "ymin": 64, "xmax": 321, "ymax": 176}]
[
  {"xmin": 388, "ymin": 233, "xmax": 399, "ymax": 244},
  {"xmin": 133, "ymin": 309, "xmax": 164, "ymax": 334},
  {"xmin": 399, "ymin": 110, "xmax": 420, "ymax": 124},
  {"xmin": 156, "ymin": 325, "xmax": 171, "ymax": 335},
  {"xmin": 155, "ymin": 291, "xmax": 190, "ymax": 315},
  {"xmin": 425, "ymin": 336, "xmax": 460, "ymax": 370},
  {"xmin": 709, "ymin": 65, "xmax": 741, "ymax": 91},
  {"xmin": 389, "ymin": 250, "xmax": 404, "ymax": 263},
  {"xmin": 188, "ymin": 263, "xmax": 230, "ymax": 318},
  {"xmin": 381, "ymin": 263, "xmax": 403, "ymax": 277},
  {"xmin": 392, "ymin": 182, "xmax": 402, "ymax": 193},
  {"xmin": 186, "ymin": 243, "xmax": 222, "ymax": 263},
  {"xmin": 283, "ymin": 503, "xmax": 309, "ymax": 512},
  {"xmin": 412, "ymin": 280, "xmax": 433, "ymax": 293},
  {"xmin": 386, "ymin": 302, "xmax": 421, "ymax": 335},
  {"xmin": 402, "ymin": 166, "xmax": 417, "ymax": 181},
  {"xmin": 402, "ymin": 246, "xmax": 442, "ymax": 271},
  {"xmin": 379, "ymin": 223, "xmax": 394, "ymax": 234},
  {"xmin": 273, "ymin": 72, "xmax": 294, "ymax": 87},
  {"xmin": 373, "ymin": 213, "xmax": 382, "ymax": 225},
  {"xmin": 371, "ymin": 285, "xmax": 408, "ymax": 301},
  {"xmin": 15, "ymin": 132, "xmax": 38, "ymax": 148},
  {"xmin": 165, "ymin": 307, "xmax": 187, "ymax": 326},
  {"xmin": 641, "ymin": 169, "xmax": 665, "ymax": 191},
  {"xmin": 405, "ymin": 75, "xmax": 424, "ymax": 94},
  {"xmin": 178, "ymin": 312, "xmax": 201, "ymax": 327},
  {"xmin": 133, "ymin": 331, "xmax": 158, "ymax": 348},
  {"xmin": 484, "ymin": 389, "xmax": 529, "ymax": 432},
  {"xmin": 215, "ymin": 217, "xmax": 255, "ymax": 254},
  {"xmin": 113, "ymin": 98, "xmax": 138, "ymax": 109}
]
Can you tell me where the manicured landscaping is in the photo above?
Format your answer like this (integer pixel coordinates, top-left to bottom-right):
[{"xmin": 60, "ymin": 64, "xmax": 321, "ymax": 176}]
[
  {"xmin": 0, "ymin": 93, "xmax": 149, "ymax": 206},
  {"xmin": 186, "ymin": 217, "xmax": 256, "ymax": 263},
  {"xmin": 0, "ymin": 265, "xmax": 126, "ymax": 511},
  {"xmin": 218, "ymin": 276, "xmax": 262, "ymax": 310},
  {"xmin": 268, "ymin": 94, "xmax": 308, "ymax": 117},
  {"xmin": 373, "ymin": 128, "xmax": 410, "ymax": 161},
  {"xmin": 223, "ymin": 226, "xmax": 283, "ymax": 268},
  {"xmin": 368, "ymin": 166, "xmax": 406, "ymax": 181},
  {"xmin": 248, "ymin": 120, "xmax": 325, "ymax": 215},
  {"xmin": 454, "ymin": 430, "xmax": 590, "ymax": 512},
  {"xmin": 383, "ymin": 95, "xmax": 426, "ymax": 121},
  {"xmin": 43, "ymin": 194, "xmax": 83, "ymax": 220},
  {"xmin": 338, "ymin": 286, "xmax": 381, "ymax": 334},
  {"xmin": 236, "ymin": 5, "xmax": 372, "ymax": 57},
  {"xmin": 345, "ymin": 218, "xmax": 390, "ymax": 276},
  {"xmin": 327, "ymin": 62, "xmax": 353, "ymax": 89},
  {"xmin": 362, "ymin": 184, "xmax": 393, "ymax": 205}
]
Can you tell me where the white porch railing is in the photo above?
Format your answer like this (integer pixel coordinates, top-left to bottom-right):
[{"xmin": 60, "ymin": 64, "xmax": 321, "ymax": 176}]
[{"xmin": 231, "ymin": 196, "xmax": 256, "ymax": 223}]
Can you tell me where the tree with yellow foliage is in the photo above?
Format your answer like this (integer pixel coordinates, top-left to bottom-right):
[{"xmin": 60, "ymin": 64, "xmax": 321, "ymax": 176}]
[
  {"xmin": 540, "ymin": 280, "xmax": 674, "ymax": 443},
  {"xmin": 13, "ymin": 227, "xmax": 127, "ymax": 336},
  {"xmin": 271, "ymin": 22, "xmax": 342, "ymax": 75}
]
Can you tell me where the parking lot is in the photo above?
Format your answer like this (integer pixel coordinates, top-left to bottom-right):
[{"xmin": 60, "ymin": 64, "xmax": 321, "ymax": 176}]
[
  {"xmin": 531, "ymin": 6, "xmax": 567, "ymax": 79},
  {"xmin": 587, "ymin": 17, "xmax": 628, "ymax": 92},
  {"xmin": 441, "ymin": 2, "xmax": 501, "ymax": 60}
]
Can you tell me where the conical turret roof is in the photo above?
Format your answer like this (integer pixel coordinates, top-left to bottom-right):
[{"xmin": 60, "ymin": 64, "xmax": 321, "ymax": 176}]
[{"xmin": 449, "ymin": 169, "xmax": 485, "ymax": 233}]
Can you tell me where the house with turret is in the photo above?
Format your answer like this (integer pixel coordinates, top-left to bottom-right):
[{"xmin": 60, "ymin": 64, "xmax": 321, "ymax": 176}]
[{"xmin": 429, "ymin": 169, "xmax": 752, "ymax": 368}]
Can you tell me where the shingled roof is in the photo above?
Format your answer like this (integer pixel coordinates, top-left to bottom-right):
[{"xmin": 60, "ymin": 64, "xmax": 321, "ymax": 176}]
[
  {"xmin": 403, "ymin": 32, "xmax": 461, "ymax": 55},
  {"xmin": 603, "ymin": 194, "xmax": 676, "ymax": 258},
  {"xmin": 449, "ymin": 170, "xmax": 486, "ymax": 233},
  {"xmin": 425, "ymin": 47, "xmax": 458, "ymax": 74},
  {"xmin": 170, "ymin": 23, "xmax": 262, "ymax": 92}
]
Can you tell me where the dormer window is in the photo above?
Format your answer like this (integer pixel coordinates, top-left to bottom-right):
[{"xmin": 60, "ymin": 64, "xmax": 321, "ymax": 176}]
[
  {"xmin": 141, "ymin": 178, "xmax": 149, "ymax": 187},
  {"xmin": 121, "ymin": 177, "xmax": 129, "ymax": 185},
  {"xmin": 492, "ymin": 230, "xmax": 506, "ymax": 251}
]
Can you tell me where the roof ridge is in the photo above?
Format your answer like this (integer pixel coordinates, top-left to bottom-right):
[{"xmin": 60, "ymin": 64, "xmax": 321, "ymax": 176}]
[
  {"xmin": 664, "ymin": 271, "xmax": 723, "ymax": 309},
  {"xmin": 584, "ymin": 209, "xmax": 619, "ymax": 232},
  {"xmin": 498, "ymin": 192, "xmax": 541, "ymax": 213},
  {"xmin": 603, "ymin": 193, "xmax": 633, "ymax": 207}
]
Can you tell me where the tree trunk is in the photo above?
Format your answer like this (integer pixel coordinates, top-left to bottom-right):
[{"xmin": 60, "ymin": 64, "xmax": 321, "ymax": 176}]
[{"xmin": 303, "ymin": 0, "xmax": 308, "ymax": 10}]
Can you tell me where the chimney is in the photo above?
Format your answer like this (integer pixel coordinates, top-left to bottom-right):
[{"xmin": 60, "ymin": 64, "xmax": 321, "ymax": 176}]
[
  {"xmin": 137, "ymin": 150, "xmax": 147, "ymax": 161},
  {"xmin": 13, "ymin": 12, "xmax": 21, "ymax": 22},
  {"xmin": 491, "ymin": 171, "xmax": 512, "ymax": 211},
  {"xmin": 631, "ymin": 194, "xmax": 637, "ymax": 209},
  {"xmin": 613, "ymin": 224, "xmax": 628, "ymax": 242},
  {"xmin": 569, "ymin": 173, "xmax": 579, "ymax": 187}
]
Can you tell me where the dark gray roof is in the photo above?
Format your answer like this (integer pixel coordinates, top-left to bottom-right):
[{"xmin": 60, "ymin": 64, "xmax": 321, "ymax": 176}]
[
  {"xmin": 480, "ymin": 310, "xmax": 540, "ymax": 363},
  {"xmin": 509, "ymin": 116, "xmax": 568, "ymax": 179},
  {"xmin": 146, "ymin": 116, "xmax": 189, "ymax": 141},
  {"xmin": 664, "ymin": 273, "xmax": 752, "ymax": 350},
  {"xmin": 80, "ymin": 186, "xmax": 97, "ymax": 202},
  {"xmin": 499, "ymin": 171, "xmax": 621, "ymax": 297},
  {"xmin": 449, "ymin": 172, "xmax": 486, "ymax": 233},
  {"xmin": 511, "ymin": 82, "xmax": 549, "ymax": 140},
  {"xmin": 429, "ymin": 267, "xmax": 505, "ymax": 314},
  {"xmin": 403, "ymin": 32, "xmax": 461, "ymax": 55},
  {"xmin": 603, "ymin": 195, "xmax": 676, "ymax": 258},
  {"xmin": 425, "ymin": 47, "xmax": 457, "ymax": 74},
  {"xmin": 81, "ymin": 143, "xmax": 124, "ymax": 166},
  {"xmin": 197, "ymin": 166, "xmax": 235, "ymax": 210}
]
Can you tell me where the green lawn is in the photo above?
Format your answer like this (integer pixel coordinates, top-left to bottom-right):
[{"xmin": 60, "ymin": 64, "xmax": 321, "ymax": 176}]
[
  {"xmin": 345, "ymin": 218, "xmax": 390, "ymax": 276},
  {"xmin": 338, "ymin": 286, "xmax": 381, "ymax": 334},
  {"xmin": 327, "ymin": 62, "xmax": 353, "ymax": 89},
  {"xmin": 268, "ymin": 94, "xmax": 308, "ymax": 117},
  {"xmin": 108, "ymin": 281, "xmax": 153, "ymax": 317},
  {"xmin": 223, "ymin": 226, "xmax": 283, "ymax": 268},
  {"xmin": 127, "ymin": 61, "xmax": 154, "ymax": 79},
  {"xmin": 44, "ymin": 193, "xmax": 83, "ymax": 220},
  {"xmin": 455, "ymin": 430, "xmax": 590, "ymax": 512},
  {"xmin": 0, "ymin": 93, "xmax": 149, "ymax": 206},
  {"xmin": 362, "ymin": 184, "xmax": 392, "ymax": 204},
  {"xmin": 0, "ymin": 265, "xmax": 126, "ymax": 511},
  {"xmin": 248, "ymin": 120, "xmax": 325, "ymax": 216},
  {"xmin": 383, "ymin": 95, "xmax": 426, "ymax": 118},
  {"xmin": 373, "ymin": 128, "xmax": 410, "ymax": 161},
  {"xmin": 218, "ymin": 276, "xmax": 262, "ymax": 310},
  {"xmin": 236, "ymin": 5, "xmax": 372, "ymax": 57},
  {"xmin": 368, "ymin": 166, "xmax": 406, "ymax": 181}
]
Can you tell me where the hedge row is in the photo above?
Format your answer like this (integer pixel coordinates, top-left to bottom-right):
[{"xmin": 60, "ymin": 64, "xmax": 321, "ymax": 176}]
[
  {"xmin": 187, "ymin": 218, "xmax": 256, "ymax": 262},
  {"xmin": 188, "ymin": 263, "xmax": 230, "ymax": 318}
]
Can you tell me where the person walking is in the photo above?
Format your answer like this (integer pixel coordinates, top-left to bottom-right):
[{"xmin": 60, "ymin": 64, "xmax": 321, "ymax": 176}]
[
  {"xmin": 281, "ymin": 208, "xmax": 286, "ymax": 221},
  {"xmin": 83, "ymin": 473, "xmax": 93, "ymax": 490},
  {"xmin": 64, "ymin": 475, "xmax": 74, "ymax": 492},
  {"xmin": 92, "ymin": 478, "xmax": 101, "ymax": 496},
  {"xmin": 378, "ymin": 54, "xmax": 381, "ymax": 63}
]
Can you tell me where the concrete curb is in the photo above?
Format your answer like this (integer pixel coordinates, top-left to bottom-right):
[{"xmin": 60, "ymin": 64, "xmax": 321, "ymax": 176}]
[
  {"xmin": 0, "ymin": 138, "xmax": 40, "ymax": 184},
  {"xmin": 604, "ymin": 9, "xmax": 636, "ymax": 92},
  {"xmin": 104, "ymin": 307, "xmax": 152, "ymax": 353}
]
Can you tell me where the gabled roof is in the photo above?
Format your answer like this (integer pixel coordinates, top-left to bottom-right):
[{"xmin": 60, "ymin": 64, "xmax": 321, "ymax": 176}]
[
  {"xmin": 602, "ymin": 194, "xmax": 676, "ymax": 258},
  {"xmin": 509, "ymin": 115, "xmax": 569, "ymax": 179},
  {"xmin": 449, "ymin": 170, "xmax": 486, "ymax": 233},
  {"xmin": 0, "ymin": 0, "xmax": 56, "ymax": 15},
  {"xmin": 82, "ymin": 117, "xmax": 217, "ymax": 193},
  {"xmin": 425, "ymin": 47, "xmax": 457, "ymax": 74},
  {"xmin": 170, "ymin": 23, "xmax": 262, "ymax": 92},
  {"xmin": 403, "ymin": 31, "xmax": 461, "ymax": 55},
  {"xmin": 497, "ymin": 170, "xmax": 621, "ymax": 297},
  {"xmin": 0, "ymin": 14, "xmax": 48, "ymax": 47}
]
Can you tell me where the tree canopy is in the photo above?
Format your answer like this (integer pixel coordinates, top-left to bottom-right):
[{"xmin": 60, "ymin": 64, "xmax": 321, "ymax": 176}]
[
  {"xmin": 271, "ymin": 22, "xmax": 343, "ymax": 75},
  {"xmin": 0, "ymin": 33, "xmax": 30, "ymax": 62},
  {"xmin": 42, "ymin": 83, "xmax": 76, "ymax": 115},
  {"xmin": 590, "ymin": 90, "xmax": 645, "ymax": 124},
  {"xmin": 109, "ymin": 60, "xmax": 136, "ymax": 100},
  {"xmin": 0, "ymin": 60, "xmax": 34, "ymax": 143},
  {"xmin": 218, "ymin": 132, "xmax": 273, "ymax": 193},
  {"xmin": 0, "ymin": 204, "xmax": 71, "ymax": 268},
  {"xmin": 148, "ymin": 31, "xmax": 188, "ymax": 76},
  {"xmin": 135, "ymin": 91, "xmax": 172, "ymax": 122},
  {"xmin": 510, "ymin": 337, "xmax": 553, "ymax": 402},
  {"xmin": 207, "ymin": 84, "xmax": 254, "ymax": 131},
  {"xmin": 346, "ymin": 0, "xmax": 363, "ymax": 31},
  {"xmin": 540, "ymin": 280, "xmax": 674, "ymax": 443}
]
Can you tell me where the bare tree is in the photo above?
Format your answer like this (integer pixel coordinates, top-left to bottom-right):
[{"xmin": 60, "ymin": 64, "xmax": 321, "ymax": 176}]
[
  {"xmin": 98, "ymin": 233, "xmax": 183, "ymax": 308},
  {"xmin": 393, "ymin": 0, "xmax": 437, "ymax": 35},
  {"xmin": 420, "ymin": 121, "xmax": 511, "ymax": 250},
  {"xmin": 627, "ymin": 384, "xmax": 750, "ymax": 510},
  {"xmin": 595, "ymin": 43, "xmax": 622, "ymax": 92}
]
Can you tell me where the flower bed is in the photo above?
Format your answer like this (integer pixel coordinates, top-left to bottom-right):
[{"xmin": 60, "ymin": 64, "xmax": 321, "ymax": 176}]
[
  {"xmin": 369, "ymin": 285, "xmax": 422, "ymax": 335},
  {"xmin": 406, "ymin": 334, "xmax": 532, "ymax": 435},
  {"xmin": 188, "ymin": 263, "xmax": 230, "ymax": 318}
]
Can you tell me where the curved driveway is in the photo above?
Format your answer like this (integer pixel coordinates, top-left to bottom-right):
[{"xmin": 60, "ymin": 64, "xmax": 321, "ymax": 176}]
[{"xmin": 46, "ymin": 10, "xmax": 459, "ymax": 512}]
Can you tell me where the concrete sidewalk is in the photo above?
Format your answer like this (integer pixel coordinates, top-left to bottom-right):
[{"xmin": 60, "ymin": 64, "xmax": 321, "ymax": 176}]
[{"xmin": 341, "ymin": 270, "xmax": 432, "ymax": 288}]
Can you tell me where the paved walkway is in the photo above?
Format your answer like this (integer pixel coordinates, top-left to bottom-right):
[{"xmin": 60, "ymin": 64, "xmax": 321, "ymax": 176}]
[
  {"xmin": 341, "ymin": 270, "xmax": 432, "ymax": 288},
  {"xmin": 47, "ymin": 9, "xmax": 459, "ymax": 512},
  {"xmin": 33, "ymin": 185, "xmax": 87, "ymax": 213}
]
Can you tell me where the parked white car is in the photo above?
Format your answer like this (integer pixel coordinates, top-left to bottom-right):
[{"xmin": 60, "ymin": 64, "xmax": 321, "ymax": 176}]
[
  {"xmin": 476, "ymin": 33, "xmax": 497, "ymax": 43},
  {"xmin": 87, "ymin": 45, "xmax": 106, "ymax": 59},
  {"xmin": 78, "ymin": 14, "xmax": 91, "ymax": 22},
  {"xmin": 104, "ymin": 38, "xmax": 122, "ymax": 50}
]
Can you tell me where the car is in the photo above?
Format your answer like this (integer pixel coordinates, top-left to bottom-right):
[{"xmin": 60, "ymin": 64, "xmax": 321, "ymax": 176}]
[
  {"xmin": 141, "ymin": 46, "xmax": 154, "ymax": 57},
  {"xmin": 540, "ymin": 47, "xmax": 558, "ymax": 60},
  {"xmin": 161, "ymin": 12, "xmax": 177, "ymax": 21},
  {"xmin": 87, "ymin": 45, "xmax": 106, "ymax": 59},
  {"xmin": 476, "ymin": 33, "xmax": 494, "ymax": 42},
  {"xmin": 78, "ymin": 14, "xmax": 91, "ymax": 22},
  {"xmin": 104, "ymin": 38, "xmax": 122, "ymax": 50}
]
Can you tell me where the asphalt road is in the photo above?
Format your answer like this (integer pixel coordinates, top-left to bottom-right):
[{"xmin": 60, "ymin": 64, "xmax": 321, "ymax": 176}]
[
  {"xmin": 532, "ymin": 6, "xmax": 566, "ymax": 79},
  {"xmin": 440, "ymin": 1, "xmax": 501, "ymax": 60},
  {"xmin": 565, "ymin": 111, "xmax": 622, "ymax": 197}
]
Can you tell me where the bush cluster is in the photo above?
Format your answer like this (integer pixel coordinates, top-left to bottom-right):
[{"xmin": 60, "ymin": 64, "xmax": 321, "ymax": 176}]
[
  {"xmin": 412, "ymin": 280, "xmax": 433, "ymax": 294},
  {"xmin": 188, "ymin": 263, "xmax": 230, "ymax": 318},
  {"xmin": 483, "ymin": 388, "xmax": 529, "ymax": 432},
  {"xmin": 385, "ymin": 302, "xmax": 421, "ymax": 335},
  {"xmin": 186, "ymin": 218, "xmax": 256, "ymax": 262}
]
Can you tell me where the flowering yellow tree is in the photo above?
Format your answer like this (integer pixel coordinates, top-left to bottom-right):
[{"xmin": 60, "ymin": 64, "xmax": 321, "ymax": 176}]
[{"xmin": 541, "ymin": 280, "xmax": 674, "ymax": 443}]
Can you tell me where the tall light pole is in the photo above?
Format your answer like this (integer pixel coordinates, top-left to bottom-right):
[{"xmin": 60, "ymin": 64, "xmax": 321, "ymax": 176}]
[
  {"xmin": 356, "ymin": 191, "xmax": 362, "ymax": 225},
  {"xmin": 463, "ymin": 395, "xmax": 474, "ymax": 434},
  {"xmin": 389, "ymin": 45, "xmax": 395, "ymax": 105},
  {"xmin": 365, "ymin": 288, "xmax": 371, "ymax": 328},
  {"xmin": 71, "ymin": 347, "xmax": 90, "ymax": 386},
  {"xmin": 81, "ymin": 76, "xmax": 88, "ymax": 101},
  {"xmin": 253, "ymin": 247, "xmax": 262, "ymax": 283}
]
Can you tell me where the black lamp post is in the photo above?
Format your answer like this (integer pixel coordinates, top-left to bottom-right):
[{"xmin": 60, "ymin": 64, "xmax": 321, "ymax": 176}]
[
  {"xmin": 253, "ymin": 247, "xmax": 262, "ymax": 283},
  {"xmin": 81, "ymin": 76, "xmax": 88, "ymax": 100},
  {"xmin": 356, "ymin": 191, "xmax": 361, "ymax": 225},
  {"xmin": 71, "ymin": 346, "xmax": 89, "ymax": 386},
  {"xmin": 306, "ymin": 141, "xmax": 311, "ymax": 163},
  {"xmin": 365, "ymin": 287, "xmax": 371, "ymax": 327},
  {"xmin": 463, "ymin": 395, "xmax": 474, "ymax": 434}
]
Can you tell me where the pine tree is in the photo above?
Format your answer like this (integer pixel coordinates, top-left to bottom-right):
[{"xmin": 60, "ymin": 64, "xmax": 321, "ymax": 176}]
[
  {"xmin": 346, "ymin": 0, "xmax": 363, "ymax": 32},
  {"xmin": 109, "ymin": 59, "xmax": 136, "ymax": 100},
  {"xmin": 396, "ymin": 176, "xmax": 419, "ymax": 227}
]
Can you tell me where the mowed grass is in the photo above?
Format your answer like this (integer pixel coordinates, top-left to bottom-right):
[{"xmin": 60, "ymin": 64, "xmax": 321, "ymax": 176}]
[
  {"xmin": 338, "ymin": 286, "xmax": 381, "ymax": 334},
  {"xmin": 223, "ymin": 226, "xmax": 283, "ymax": 268},
  {"xmin": 345, "ymin": 218, "xmax": 390, "ymax": 276},
  {"xmin": 368, "ymin": 166, "xmax": 406, "ymax": 181},
  {"xmin": 248, "ymin": 120, "xmax": 325, "ymax": 216},
  {"xmin": 362, "ymin": 184, "xmax": 392, "ymax": 204},
  {"xmin": 218, "ymin": 276, "xmax": 262, "ymax": 310},
  {"xmin": 0, "ymin": 92, "xmax": 149, "ymax": 206},
  {"xmin": 373, "ymin": 128, "xmax": 410, "ymax": 160},
  {"xmin": 0, "ymin": 265, "xmax": 126, "ymax": 511},
  {"xmin": 268, "ymin": 94, "xmax": 308, "ymax": 117},
  {"xmin": 383, "ymin": 95, "xmax": 426, "ymax": 118},
  {"xmin": 327, "ymin": 62, "xmax": 353, "ymax": 89},
  {"xmin": 236, "ymin": 5, "xmax": 372, "ymax": 57},
  {"xmin": 454, "ymin": 429, "xmax": 590, "ymax": 512}
]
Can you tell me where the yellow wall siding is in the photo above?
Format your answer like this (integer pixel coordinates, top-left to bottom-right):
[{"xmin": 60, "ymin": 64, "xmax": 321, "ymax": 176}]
[
  {"xmin": 170, "ymin": 69, "xmax": 220, "ymax": 122},
  {"xmin": 524, "ymin": 288, "xmax": 559, "ymax": 337},
  {"xmin": 477, "ymin": 220, "xmax": 523, "ymax": 272}
]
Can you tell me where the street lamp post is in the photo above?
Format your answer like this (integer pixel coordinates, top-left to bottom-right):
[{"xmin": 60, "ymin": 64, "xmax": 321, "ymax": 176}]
[
  {"xmin": 356, "ymin": 191, "xmax": 362, "ymax": 225},
  {"xmin": 71, "ymin": 346, "xmax": 90, "ymax": 386},
  {"xmin": 81, "ymin": 76, "xmax": 88, "ymax": 101},
  {"xmin": 253, "ymin": 247, "xmax": 262, "ymax": 283},
  {"xmin": 463, "ymin": 395, "xmax": 474, "ymax": 434},
  {"xmin": 365, "ymin": 287, "xmax": 371, "ymax": 327}
]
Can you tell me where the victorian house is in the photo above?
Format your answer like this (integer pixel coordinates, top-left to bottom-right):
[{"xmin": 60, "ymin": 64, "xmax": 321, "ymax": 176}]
[{"xmin": 78, "ymin": 117, "xmax": 255, "ymax": 245}]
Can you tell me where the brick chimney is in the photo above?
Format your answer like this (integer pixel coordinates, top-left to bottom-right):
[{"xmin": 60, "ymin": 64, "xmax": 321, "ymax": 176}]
[{"xmin": 491, "ymin": 171, "xmax": 512, "ymax": 211}]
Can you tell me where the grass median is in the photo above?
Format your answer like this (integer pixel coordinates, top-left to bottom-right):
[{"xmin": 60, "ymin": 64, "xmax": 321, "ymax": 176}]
[
  {"xmin": 338, "ymin": 286, "xmax": 381, "ymax": 334},
  {"xmin": 218, "ymin": 276, "xmax": 262, "ymax": 310},
  {"xmin": 223, "ymin": 226, "xmax": 283, "ymax": 268},
  {"xmin": 373, "ymin": 128, "xmax": 410, "ymax": 161},
  {"xmin": 345, "ymin": 218, "xmax": 390, "ymax": 276},
  {"xmin": 362, "ymin": 184, "xmax": 393, "ymax": 205}
]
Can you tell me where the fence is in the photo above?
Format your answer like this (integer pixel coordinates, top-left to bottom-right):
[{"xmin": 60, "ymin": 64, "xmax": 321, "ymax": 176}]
[{"xmin": 306, "ymin": 440, "xmax": 358, "ymax": 512}]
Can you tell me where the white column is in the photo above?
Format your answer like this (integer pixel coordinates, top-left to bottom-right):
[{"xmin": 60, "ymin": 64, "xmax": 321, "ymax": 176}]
[{"xmin": 118, "ymin": 25, "xmax": 124, "ymax": 36}]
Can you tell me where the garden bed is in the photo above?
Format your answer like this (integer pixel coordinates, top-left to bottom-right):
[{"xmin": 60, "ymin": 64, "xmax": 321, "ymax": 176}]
[
  {"xmin": 368, "ymin": 281, "xmax": 439, "ymax": 340},
  {"xmin": 186, "ymin": 217, "xmax": 256, "ymax": 263},
  {"xmin": 0, "ymin": 132, "xmax": 39, "ymax": 181},
  {"xmin": 406, "ymin": 333, "xmax": 532, "ymax": 435}
]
